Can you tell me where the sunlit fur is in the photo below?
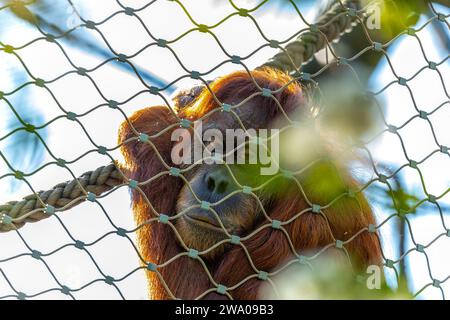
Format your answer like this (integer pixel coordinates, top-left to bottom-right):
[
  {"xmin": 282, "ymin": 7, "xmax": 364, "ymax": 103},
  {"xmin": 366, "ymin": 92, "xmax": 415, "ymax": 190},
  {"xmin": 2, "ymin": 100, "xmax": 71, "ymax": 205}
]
[{"xmin": 118, "ymin": 68, "xmax": 382, "ymax": 300}]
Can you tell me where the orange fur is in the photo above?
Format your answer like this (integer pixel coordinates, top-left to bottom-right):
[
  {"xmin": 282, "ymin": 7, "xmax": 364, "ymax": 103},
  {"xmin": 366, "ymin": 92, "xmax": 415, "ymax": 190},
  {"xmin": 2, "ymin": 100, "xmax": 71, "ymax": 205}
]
[{"xmin": 118, "ymin": 68, "xmax": 381, "ymax": 299}]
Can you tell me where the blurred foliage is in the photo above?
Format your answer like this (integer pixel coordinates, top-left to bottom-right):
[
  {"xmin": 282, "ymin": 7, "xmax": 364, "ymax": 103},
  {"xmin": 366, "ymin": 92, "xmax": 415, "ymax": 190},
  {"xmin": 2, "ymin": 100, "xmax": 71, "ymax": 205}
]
[
  {"xmin": 368, "ymin": 169, "xmax": 450, "ymax": 293},
  {"xmin": 261, "ymin": 256, "xmax": 413, "ymax": 299},
  {"xmin": 303, "ymin": 0, "xmax": 449, "ymax": 83},
  {"xmin": 2, "ymin": 0, "xmax": 171, "ymax": 86},
  {"xmin": 7, "ymin": 0, "xmax": 38, "ymax": 24},
  {"xmin": 2, "ymin": 67, "xmax": 47, "ymax": 183},
  {"xmin": 373, "ymin": 175, "xmax": 420, "ymax": 217},
  {"xmin": 363, "ymin": 0, "xmax": 427, "ymax": 41},
  {"xmin": 314, "ymin": 78, "xmax": 381, "ymax": 140},
  {"xmin": 0, "ymin": 0, "xmax": 171, "ymax": 191},
  {"xmin": 373, "ymin": 174, "xmax": 420, "ymax": 290},
  {"xmin": 0, "ymin": 1, "xmax": 47, "ymax": 188}
]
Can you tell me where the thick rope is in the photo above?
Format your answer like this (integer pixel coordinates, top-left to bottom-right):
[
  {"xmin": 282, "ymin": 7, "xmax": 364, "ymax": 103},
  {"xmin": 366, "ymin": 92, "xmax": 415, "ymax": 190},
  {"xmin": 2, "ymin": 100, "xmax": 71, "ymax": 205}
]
[
  {"xmin": 0, "ymin": 0, "xmax": 362, "ymax": 232},
  {"xmin": 0, "ymin": 164, "xmax": 124, "ymax": 232},
  {"xmin": 261, "ymin": 0, "xmax": 361, "ymax": 73}
]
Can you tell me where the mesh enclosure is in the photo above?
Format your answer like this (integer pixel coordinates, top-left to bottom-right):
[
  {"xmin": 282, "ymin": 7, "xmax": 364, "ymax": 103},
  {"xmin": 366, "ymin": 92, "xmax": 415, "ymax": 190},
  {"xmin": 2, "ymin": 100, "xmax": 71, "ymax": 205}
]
[{"xmin": 0, "ymin": 0, "xmax": 449, "ymax": 300}]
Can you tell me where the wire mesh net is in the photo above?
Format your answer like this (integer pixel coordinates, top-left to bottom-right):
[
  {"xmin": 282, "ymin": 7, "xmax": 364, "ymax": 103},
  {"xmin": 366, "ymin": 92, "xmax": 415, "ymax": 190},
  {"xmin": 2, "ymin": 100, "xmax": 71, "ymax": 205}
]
[{"xmin": 0, "ymin": 0, "xmax": 449, "ymax": 300}]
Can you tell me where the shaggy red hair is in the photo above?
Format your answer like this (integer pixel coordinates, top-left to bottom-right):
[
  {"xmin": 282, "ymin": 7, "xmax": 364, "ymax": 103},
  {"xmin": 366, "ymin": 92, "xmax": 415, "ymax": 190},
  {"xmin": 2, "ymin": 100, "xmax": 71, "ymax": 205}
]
[{"xmin": 119, "ymin": 68, "xmax": 381, "ymax": 299}]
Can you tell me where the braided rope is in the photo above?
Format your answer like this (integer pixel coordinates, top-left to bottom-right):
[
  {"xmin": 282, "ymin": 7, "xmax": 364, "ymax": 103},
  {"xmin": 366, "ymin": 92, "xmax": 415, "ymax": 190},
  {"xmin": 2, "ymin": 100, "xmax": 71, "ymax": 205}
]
[
  {"xmin": 0, "ymin": 0, "xmax": 363, "ymax": 232},
  {"xmin": 0, "ymin": 164, "xmax": 124, "ymax": 232},
  {"xmin": 261, "ymin": 0, "xmax": 361, "ymax": 73}
]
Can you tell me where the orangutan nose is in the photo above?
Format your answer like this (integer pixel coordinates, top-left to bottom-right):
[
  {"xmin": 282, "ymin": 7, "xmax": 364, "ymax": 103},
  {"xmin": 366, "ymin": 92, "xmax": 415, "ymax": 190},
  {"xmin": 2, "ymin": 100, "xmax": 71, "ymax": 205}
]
[{"xmin": 204, "ymin": 167, "xmax": 233, "ymax": 195}]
